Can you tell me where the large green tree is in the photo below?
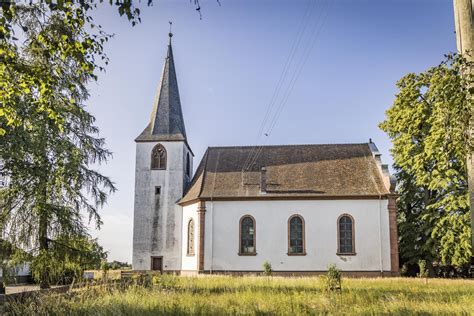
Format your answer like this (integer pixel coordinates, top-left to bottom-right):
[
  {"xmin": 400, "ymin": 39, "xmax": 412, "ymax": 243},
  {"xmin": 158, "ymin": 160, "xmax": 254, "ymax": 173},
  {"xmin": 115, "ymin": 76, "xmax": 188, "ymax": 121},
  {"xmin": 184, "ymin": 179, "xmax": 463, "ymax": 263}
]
[
  {"xmin": 380, "ymin": 54, "xmax": 473, "ymax": 271},
  {"xmin": 0, "ymin": 5, "xmax": 115, "ymax": 288},
  {"xmin": 1, "ymin": 0, "xmax": 215, "ymax": 290}
]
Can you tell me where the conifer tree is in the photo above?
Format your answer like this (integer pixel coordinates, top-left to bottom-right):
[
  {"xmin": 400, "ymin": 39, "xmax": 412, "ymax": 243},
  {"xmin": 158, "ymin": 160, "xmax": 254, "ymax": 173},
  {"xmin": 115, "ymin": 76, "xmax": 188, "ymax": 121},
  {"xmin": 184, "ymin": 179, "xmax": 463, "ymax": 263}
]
[{"xmin": 1, "ymin": 5, "xmax": 115, "ymax": 288}]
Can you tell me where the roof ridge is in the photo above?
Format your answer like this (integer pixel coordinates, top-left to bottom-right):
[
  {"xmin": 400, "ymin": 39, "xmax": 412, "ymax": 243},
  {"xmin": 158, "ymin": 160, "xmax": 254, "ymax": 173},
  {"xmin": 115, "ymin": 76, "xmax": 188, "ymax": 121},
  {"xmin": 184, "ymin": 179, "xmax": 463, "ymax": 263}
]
[{"xmin": 207, "ymin": 143, "xmax": 370, "ymax": 150}]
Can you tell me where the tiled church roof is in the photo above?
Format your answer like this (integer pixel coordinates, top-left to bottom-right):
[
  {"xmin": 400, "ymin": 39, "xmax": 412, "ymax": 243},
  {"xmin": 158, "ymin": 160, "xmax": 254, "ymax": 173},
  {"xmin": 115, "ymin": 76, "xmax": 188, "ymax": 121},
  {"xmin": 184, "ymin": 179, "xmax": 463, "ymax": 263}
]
[
  {"xmin": 180, "ymin": 143, "xmax": 392, "ymax": 204},
  {"xmin": 135, "ymin": 39, "xmax": 187, "ymax": 142}
]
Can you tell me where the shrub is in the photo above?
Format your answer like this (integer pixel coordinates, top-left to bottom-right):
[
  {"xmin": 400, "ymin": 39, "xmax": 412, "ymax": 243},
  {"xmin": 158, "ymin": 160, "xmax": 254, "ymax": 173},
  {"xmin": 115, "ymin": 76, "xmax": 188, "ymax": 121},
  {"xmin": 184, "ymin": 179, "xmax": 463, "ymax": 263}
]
[
  {"xmin": 322, "ymin": 264, "xmax": 342, "ymax": 292},
  {"xmin": 262, "ymin": 261, "xmax": 272, "ymax": 276},
  {"xmin": 101, "ymin": 260, "xmax": 109, "ymax": 280},
  {"xmin": 152, "ymin": 273, "xmax": 162, "ymax": 286},
  {"xmin": 417, "ymin": 260, "xmax": 429, "ymax": 278},
  {"xmin": 400, "ymin": 264, "xmax": 409, "ymax": 276}
]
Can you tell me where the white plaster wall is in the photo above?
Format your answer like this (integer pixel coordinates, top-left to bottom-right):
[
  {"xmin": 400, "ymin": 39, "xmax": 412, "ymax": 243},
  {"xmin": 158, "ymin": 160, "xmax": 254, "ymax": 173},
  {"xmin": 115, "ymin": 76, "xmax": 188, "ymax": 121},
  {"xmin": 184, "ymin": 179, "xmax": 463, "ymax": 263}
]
[
  {"xmin": 132, "ymin": 141, "xmax": 192, "ymax": 271},
  {"xmin": 205, "ymin": 199, "xmax": 391, "ymax": 272},
  {"xmin": 181, "ymin": 202, "xmax": 199, "ymax": 271}
]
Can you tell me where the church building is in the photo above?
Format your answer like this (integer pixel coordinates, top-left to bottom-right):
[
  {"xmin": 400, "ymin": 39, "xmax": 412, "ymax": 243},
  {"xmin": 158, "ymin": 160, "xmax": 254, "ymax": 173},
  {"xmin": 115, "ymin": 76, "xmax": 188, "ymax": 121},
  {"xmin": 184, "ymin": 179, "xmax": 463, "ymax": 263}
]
[{"xmin": 132, "ymin": 34, "xmax": 400, "ymax": 276}]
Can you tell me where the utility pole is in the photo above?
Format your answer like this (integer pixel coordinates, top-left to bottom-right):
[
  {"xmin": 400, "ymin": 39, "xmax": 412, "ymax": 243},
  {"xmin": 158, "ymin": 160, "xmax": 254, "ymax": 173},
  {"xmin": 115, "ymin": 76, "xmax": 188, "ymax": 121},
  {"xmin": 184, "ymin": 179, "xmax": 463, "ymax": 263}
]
[{"xmin": 453, "ymin": 0, "xmax": 473, "ymax": 275}]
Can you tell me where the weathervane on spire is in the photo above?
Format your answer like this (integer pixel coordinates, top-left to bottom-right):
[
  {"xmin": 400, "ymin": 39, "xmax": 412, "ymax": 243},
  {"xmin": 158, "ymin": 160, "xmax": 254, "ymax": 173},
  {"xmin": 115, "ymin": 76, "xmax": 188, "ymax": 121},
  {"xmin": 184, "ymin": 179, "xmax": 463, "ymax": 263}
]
[{"xmin": 168, "ymin": 21, "xmax": 173, "ymax": 42}]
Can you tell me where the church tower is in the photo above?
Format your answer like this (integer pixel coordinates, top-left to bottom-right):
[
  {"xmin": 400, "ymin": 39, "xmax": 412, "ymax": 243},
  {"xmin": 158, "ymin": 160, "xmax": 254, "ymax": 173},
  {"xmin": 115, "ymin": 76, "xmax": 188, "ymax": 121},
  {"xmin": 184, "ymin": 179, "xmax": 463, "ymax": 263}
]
[{"xmin": 132, "ymin": 33, "xmax": 193, "ymax": 271}]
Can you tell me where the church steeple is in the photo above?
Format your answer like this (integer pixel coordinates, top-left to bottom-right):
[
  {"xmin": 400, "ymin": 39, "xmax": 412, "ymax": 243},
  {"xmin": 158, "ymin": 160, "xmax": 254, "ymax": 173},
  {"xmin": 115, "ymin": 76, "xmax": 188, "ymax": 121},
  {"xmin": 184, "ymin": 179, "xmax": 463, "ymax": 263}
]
[
  {"xmin": 133, "ymin": 26, "xmax": 194, "ymax": 272},
  {"xmin": 135, "ymin": 32, "xmax": 187, "ymax": 142}
]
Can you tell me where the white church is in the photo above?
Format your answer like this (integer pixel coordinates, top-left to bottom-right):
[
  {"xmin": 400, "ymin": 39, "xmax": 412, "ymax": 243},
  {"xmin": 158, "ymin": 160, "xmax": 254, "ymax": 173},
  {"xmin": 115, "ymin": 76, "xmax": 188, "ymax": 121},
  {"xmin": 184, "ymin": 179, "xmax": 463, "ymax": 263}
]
[{"xmin": 132, "ymin": 34, "xmax": 400, "ymax": 277}]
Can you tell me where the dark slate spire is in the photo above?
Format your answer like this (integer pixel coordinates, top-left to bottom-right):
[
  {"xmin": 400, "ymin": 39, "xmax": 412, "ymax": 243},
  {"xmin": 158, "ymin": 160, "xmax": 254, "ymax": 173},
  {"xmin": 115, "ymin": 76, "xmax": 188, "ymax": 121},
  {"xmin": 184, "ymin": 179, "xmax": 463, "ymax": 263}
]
[{"xmin": 135, "ymin": 33, "xmax": 187, "ymax": 142}]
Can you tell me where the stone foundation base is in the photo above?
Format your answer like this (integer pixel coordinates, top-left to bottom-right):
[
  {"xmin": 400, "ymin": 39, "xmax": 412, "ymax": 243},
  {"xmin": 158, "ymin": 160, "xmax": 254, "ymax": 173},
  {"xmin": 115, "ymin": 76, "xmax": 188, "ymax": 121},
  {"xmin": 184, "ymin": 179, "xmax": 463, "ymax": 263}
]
[{"xmin": 180, "ymin": 270, "xmax": 399, "ymax": 278}]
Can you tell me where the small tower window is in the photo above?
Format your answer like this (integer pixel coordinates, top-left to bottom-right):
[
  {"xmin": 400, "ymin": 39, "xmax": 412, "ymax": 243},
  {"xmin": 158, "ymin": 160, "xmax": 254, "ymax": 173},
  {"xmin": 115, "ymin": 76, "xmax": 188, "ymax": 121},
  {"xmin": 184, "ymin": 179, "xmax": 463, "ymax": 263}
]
[{"xmin": 151, "ymin": 144, "xmax": 167, "ymax": 170}]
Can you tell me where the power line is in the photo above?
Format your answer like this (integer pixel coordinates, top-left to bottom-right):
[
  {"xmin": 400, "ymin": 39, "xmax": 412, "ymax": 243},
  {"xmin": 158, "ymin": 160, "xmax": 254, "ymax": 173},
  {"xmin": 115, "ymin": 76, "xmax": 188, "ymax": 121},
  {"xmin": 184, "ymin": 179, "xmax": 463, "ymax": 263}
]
[
  {"xmin": 268, "ymin": 0, "xmax": 333, "ymax": 135},
  {"xmin": 243, "ymin": 0, "xmax": 320, "ymax": 171},
  {"xmin": 245, "ymin": 0, "xmax": 334, "ymax": 171}
]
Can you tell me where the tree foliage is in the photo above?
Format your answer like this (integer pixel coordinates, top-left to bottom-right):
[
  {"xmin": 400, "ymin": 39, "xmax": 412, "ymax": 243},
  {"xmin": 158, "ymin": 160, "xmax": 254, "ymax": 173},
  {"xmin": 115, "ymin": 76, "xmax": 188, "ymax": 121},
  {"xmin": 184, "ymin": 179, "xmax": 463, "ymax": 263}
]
[
  {"xmin": 8, "ymin": 235, "xmax": 107, "ymax": 285},
  {"xmin": 1, "ymin": 4, "xmax": 115, "ymax": 288},
  {"xmin": 1, "ymin": 1, "xmax": 130, "ymax": 136},
  {"xmin": 107, "ymin": 260, "xmax": 132, "ymax": 270},
  {"xmin": 1, "ymin": 1, "xmax": 217, "ymax": 136},
  {"xmin": 0, "ymin": 0, "xmax": 218, "ymax": 289},
  {"xmin": 380, "ymin": 54, "xmax": 473, "ymax": 269}
]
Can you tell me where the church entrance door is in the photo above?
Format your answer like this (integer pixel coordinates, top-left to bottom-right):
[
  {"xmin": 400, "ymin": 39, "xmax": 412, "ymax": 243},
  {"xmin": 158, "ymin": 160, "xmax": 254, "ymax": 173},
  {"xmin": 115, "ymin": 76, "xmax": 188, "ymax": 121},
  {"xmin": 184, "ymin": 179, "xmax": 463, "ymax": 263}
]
[{"xmin": 151, "ymin": 256, "xmax": 163, "ymax": 272}]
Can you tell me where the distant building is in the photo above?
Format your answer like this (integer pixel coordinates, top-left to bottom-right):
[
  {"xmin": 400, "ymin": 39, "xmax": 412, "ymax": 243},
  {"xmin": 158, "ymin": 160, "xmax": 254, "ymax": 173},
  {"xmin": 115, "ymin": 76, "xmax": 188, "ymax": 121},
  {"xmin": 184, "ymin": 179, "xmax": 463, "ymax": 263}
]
[
  {"xmin": 132, "ymin": 35, "xmax": 399, "ymax": 276},
  {"xmin": 0, "ymin": 263, "xmax": 31, "ymax": 284}
]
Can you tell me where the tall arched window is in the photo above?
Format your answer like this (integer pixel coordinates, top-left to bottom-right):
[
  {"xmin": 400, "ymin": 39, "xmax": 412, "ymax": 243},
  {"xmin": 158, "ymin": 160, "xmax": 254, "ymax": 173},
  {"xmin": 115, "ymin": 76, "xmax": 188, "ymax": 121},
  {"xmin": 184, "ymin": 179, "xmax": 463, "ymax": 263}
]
[
  {"xmin": 239, "ymin": 215, "xmax": 256, "ymax": 255},
  {"xmin": 186, "ymin": 153, "xmax": 191, "ymax": 177},
  {"xmin": 338, "ymin": 214, "xmax": 355, "ymax": 255},
  {"xmin": 187, "ymin": 219, "xmax": 195, "ymax": 256},
  {"xmin": 151, "ymin": 144, "xmax": 167, "ymax": 169},
  {"xmin": 288, "ymin": 215, "xmax": 305, "ymax": 255}
]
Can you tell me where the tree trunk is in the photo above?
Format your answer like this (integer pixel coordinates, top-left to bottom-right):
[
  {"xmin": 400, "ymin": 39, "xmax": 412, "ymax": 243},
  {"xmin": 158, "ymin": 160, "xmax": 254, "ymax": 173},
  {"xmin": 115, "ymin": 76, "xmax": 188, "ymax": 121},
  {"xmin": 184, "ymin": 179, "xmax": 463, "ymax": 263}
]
[
  {"xmin": 38, "ymin": 209, "xmax": 50, "ymax": 289},
  {"xmin": 37, "ymin": 118, "xmax": 50, "ymax": 290}
]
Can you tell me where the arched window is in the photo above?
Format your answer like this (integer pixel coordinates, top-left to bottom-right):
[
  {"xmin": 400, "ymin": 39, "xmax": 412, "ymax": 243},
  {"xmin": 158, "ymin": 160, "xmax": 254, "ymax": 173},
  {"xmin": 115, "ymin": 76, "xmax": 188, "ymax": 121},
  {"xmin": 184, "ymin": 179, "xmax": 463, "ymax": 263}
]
[
  {"xmin": 288, "ymin": 215, "xmax": 305, "ymax": 255},
  {"xmin": 239, "ymin": 215, "xmax": 256, "ymax": 255},
  {"xmin": 338, "ymin": 214, "xmax": 355, "ymax": 255},
  {"xmin": 186, "ymin": 153, "xmax": 191, "ymax": 177},
  {"xmin": 187, "ymin": 219, "xmax": 195, "ymax": 256},
  {"xmin": 151, "ymin": 144, "xmax": 166, "ymax": 169}
]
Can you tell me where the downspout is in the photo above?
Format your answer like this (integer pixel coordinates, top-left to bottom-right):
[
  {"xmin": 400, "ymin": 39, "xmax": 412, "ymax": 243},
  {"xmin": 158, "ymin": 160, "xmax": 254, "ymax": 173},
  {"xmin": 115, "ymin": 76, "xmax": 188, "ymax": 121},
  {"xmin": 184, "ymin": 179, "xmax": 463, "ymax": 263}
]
[{"xmin": 210, "ymin": 201, "xmax": 214, "ymax": 274}]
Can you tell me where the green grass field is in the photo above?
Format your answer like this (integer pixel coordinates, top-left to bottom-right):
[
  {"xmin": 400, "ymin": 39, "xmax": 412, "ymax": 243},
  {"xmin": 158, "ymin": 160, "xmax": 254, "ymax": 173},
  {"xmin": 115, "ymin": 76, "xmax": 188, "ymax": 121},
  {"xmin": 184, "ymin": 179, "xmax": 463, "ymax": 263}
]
[{"xmin": 5, "ymin": 275, "xmax": 474, "ymax": 315}]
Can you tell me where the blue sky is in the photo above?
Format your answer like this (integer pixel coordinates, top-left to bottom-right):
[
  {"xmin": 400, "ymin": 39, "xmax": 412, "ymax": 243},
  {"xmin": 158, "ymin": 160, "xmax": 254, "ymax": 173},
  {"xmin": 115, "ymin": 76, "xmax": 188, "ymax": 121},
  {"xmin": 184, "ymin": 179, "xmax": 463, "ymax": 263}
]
[{"xmin": 87, "ymin": 0, "xmax": 456, "ymax": 262}]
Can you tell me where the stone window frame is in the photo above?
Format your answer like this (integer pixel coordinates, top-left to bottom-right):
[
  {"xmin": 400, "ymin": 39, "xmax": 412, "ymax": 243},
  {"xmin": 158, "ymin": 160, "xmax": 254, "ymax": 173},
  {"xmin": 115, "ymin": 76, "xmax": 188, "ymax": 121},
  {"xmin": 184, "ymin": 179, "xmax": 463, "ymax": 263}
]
[
  {"xmin": 151, "ymin": 144, "xmax": 167, "ymax": 170},
  {"xmin": 337, "ymin": 213, "xmax": 356, "ymax": 256},
  {"xmin": 238, "ymin": 215, "xmax": 257, "ymax": 256},
  {"xmin": 287, "ymin": 214, "xmax": 306, "ymax": 256},
  {"xmin": 187, "ymin": 218, "xmax": 195, "ymax": 256}
]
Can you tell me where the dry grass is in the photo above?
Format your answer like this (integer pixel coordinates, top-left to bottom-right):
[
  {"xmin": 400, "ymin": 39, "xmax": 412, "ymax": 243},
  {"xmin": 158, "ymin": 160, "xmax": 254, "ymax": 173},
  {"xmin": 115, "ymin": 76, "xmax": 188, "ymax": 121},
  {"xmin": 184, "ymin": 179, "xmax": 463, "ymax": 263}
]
[
  {"xmin": 82, "ymin": 269, "xmax": 122, "ymax": 280},
  {"xmin": 4, "ymin": 275, "xmax": 474, "ymax": 315}
]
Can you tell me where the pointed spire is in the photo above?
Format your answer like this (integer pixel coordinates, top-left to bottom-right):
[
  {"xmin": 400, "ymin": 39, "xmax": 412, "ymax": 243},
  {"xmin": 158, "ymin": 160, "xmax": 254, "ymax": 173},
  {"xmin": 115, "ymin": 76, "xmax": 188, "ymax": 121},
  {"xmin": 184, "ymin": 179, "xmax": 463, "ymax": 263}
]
[{"xmin": 136, "ymin": 30, "xmax": 187, "ymax": 142}]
